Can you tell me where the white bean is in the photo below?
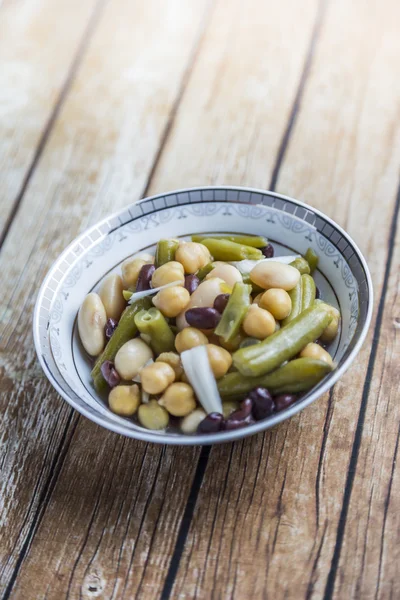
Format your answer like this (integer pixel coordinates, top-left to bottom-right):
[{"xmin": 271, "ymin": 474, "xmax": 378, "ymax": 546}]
[
  {"xmin": 99, "ymin": 274, "xmax": 125, "ymax": 320},
  {"xmin": 176, "ymin": 278, "xmax": 227, "ymax": 330},
  {"xmin": 180, "ymin": 408, "xmax": 207, "ymax": 434},
  {"xmin": 114, "ymin": 338, "xmax": 153, "ymax": 379},
  {"xmin": 206, "ymin": 263, "xmax": 242, "ymax": 288},
  {"xmin": 78, "ymin": 293, "xmax": 107, "ymax": 356},
  {"xmin": 250, "ymin": 261, "xmax": 300, "ymax": 290}
]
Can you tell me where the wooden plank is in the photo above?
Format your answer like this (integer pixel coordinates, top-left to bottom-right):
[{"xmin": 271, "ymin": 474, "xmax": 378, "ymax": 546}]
[
  {"xmin": 0, "ymin": 0, "xmax": 211, "ymax": 594},
  {"xmin": 8, "ymin": 421, "xmax": 199, "ymax": 600},
  {"xmin": 332, "ymin": 195, "xmax": 400, "ymax": 599},
  {"xmin": 162, "ymin": 0, "xmax": 400, "ymax": 597},
  {"xmin": 147, "ymin": 0, "xmax": 320, "ymax": 195},
  {"xmin": 0, "ymin": 0, "xmax": 100, "ymax": 241},
  {"xmin": 2, "ymin": 0, "xmax": 320, "ymax": 596}
]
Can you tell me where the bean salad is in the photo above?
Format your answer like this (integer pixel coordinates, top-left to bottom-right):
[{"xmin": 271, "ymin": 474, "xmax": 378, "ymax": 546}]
[{"xmin": 77, "ymin": 235, "xmax": 340, "ymax": 435}]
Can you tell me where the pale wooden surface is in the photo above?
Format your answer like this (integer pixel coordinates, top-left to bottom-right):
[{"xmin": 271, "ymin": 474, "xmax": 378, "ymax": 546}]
[{"xmin": 0, "ymin": 0, "xmax": 399, "ymax": 599}]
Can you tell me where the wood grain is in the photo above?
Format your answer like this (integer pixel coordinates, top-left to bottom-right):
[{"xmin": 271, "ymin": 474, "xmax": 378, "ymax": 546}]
[
  {"xmin": 0, "ymin": 0, "xmax": 100, "ymax": 242},
  {"xmin": 1, "ymin": 0, "xmax": 399, "ymax": 597},
  {"xmin": 148, "ymin": 0, "xmax": 320, "ymax": 195},
  {"xmin": 0, "ymin": 0, "xmax": 211, "ymax": 595},
  {"xmin": 1, "ymin": 0, "xmax": 321, "ymax": 597},
  {"xmin": 333, "ymin": 192, "xmax": 400, "ymax": 599},
  {"xmin": 9, "ymin": 421, "xmax": 199, "ymax": 599},
  {"xmin": 160, "ymin": 0, "xmax": 400, "ymax": 597}
]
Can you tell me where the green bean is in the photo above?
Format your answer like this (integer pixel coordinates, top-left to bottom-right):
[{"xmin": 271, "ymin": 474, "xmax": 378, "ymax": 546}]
[
  {"xmin": 239, "ymin": 337, "xmax": 262, "ymax": 349},
  {"xmin": 304, "ymin": 247, "xmax": 319, "ymax": 274},
  {"xmin": 241, "ymin": 274, "xmax": 264, "ymax": 296},
  {"xmin": 200, "ymin": 238, "xmax": 263, "ymax": 261},
  {"xmin": 91, "ymin": 297, "xmax": 152, "ymax": 392},
  {"xmin": 123, "ymin": 290, "xmax": 133, "ymax": 301},
  {"xmin": 218, "ymin": 358, "xmax": 333, "ymax": 399},
  {"xmin": 282, "ymin": 273, "xmax": 316, "ymax": 325},
  {"xmin": 233, "ymin": 304, "xmax": 332, "ymax": 376},
  {"xmin": 192, "ymin": 234, "xmax": 268, "ymax": 248},
  {"xmin": 290, "ymin": 257, "xmax": 310, "ymax": 275},
  {"xmin": 197, "ymin": 262, "xmax": 214, "ymax": 280},
  {"xmin": 214, "ymin": 282, "xmax": 251, "ymax": 342},
  {"xmin": 155, "ymin": 239, "xmax": 179, "ymax": 268},
  {"xmin": 301, "ymin": 274, "xmax": 316, "ymax": 311},
  {"xmin": 281, "ymin": 281, "xmax": 302, "ymax": 326},
  {"xmin": 134, "ymin": 308, "xmax": 175, "ymax": 354}
]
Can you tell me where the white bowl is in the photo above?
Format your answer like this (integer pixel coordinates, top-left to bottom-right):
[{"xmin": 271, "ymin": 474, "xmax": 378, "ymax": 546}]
[{"xmin": 33, "ymin": 187, "xmax": 373, "ymax": 445}]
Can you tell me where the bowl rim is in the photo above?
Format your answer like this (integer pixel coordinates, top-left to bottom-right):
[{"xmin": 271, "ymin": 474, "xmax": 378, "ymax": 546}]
[{"xmin": 33, "ymin": 186, "xmax": 374, "ymax": 445}]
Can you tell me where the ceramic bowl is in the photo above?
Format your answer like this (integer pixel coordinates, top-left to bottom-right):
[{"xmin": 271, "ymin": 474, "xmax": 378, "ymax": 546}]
[{"xmin": 33, "ymin": 187, "xmax": 373, "ymax": 444}]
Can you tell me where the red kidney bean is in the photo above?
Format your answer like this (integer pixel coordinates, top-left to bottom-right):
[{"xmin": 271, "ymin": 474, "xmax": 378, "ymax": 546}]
[
  {"xmin": 213, "ymin": 293, "xmax": 230, "ymax": 314},
  {"xmin": 197, "ymin": 412, "xmax": 224, "ymax": 433},
  {"xmin": 184, "ymin": 274, "xmax": 200, "ymax": 294},
  {"xmin": 105, "ymin": 318, "xmax": 118, "ymax": 340},
  {"xmin": 261, "ymin": 243, "xmax": 274, "ymax": 258},
  {"xmin": 229, "ymin": 398, "xmax": 253, "ymax": 421},
  {"xmin": 249, "ymin": 387, "xmax": 275, "ymax": 420},
  {"xmin": 100, "ymin": 360, "xmax": 120, "ymax": 388},
  {"xmin": 274, "ymin": 394, "xmax": 297, "ymax": 412},
  {"xmin": 185, "ymin": 307, "xmax": 221, "ymax": 329},
  {"xmin": 136, "ymin": 264, "xmax": 155, "ymax": 292},
  {"xmin": 224, "ymin": 417, "xmax": 253, "ymax": 431}
]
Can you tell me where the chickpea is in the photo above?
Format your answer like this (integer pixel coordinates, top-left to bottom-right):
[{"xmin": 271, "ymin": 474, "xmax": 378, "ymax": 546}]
[
  {"xmin": 175, "ymin": 327, "xmax": 208, "ymax": 353},
  {"xmin": 151, "ymin": 261, "xmax": 185, "ymax": 288},
  {"xmin": 206, "ymin": 344, "xmax": 232, "ymax": 379},
  {"xmin": 300, "ymin": 342, "xmax": 333, "ymax": 366},
  {"xmin": 320, "ymin": 316, "xmax": 340, "ymax": 343},
  {"xmin": 78, "ymin": 293, "xmax": 107, "ymax": 356},
  {"xmin": 156, "ymin": 352, "xmax": 184, "ymax": 380},
  {"xmin": 252, "ymin": 293, "xmax": 263, "ymax": 306},
  {"xmin": 316, "ymin": 302, "xmax": 340, "ymax": 343},
  {"xmin": 141, "ymin": 361, "xmax": 176, "ymax": 395},
  {"xmin": 99, "ymin": 274, "xmax": 126, "ymax": 321},
  {"xmin": 121, "ymin": 255, "xmax": 154, "ymax": 288},
  {"xmin": 180, "ymin": 371, "xmax": 189, "ymax": 384},
  {"xmin": 138, "ymin": 400, "xmax": 169, "ymax": 430},
  {"xmin": 318, "ymin": 301, "xmax": 341, "ymax": 320},
  {"xmin": 259, "ymin": 288, "xmax": 292, "ymax": 320},
  {"xmin": 242, "ymin": 304, "xmax": 276, "ymax": 339},
  {"xmin": 152, "ymin": 286, "xmax": 190, "ymax": 318},
  {"xmin": 219, "ymin": 329, "xmax": 246, "ymax": 351},
  {"xmin": 180, "ymin": 408, "xmax": 207, "ymax": 434},
  {"xmin": 114, "ymin": 338, "xmax": 153, "ymax": 379},
  {"xmin": 175, "ymin": 242, "xmax": 211, "ymax": 274},
  {"xmin": 108, "ymin": 384, "xmax": 140, "ymax": 416},
  {"xmin": 250, "ymin": 261, "xmax": 300, "ymax": 290},
  {"xmin": 206, "ymin": 263, "xmax": 242, "ymax": 288},
  {"xmin": 159, "ymin": 382, "xmax": 196, "ymax": 416}
]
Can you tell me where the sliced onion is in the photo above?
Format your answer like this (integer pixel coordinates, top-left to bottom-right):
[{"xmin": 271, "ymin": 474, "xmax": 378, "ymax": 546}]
[
  {"xmin": 229, "ymin": 255, "xmax": 299, "ymax": 275},
  {"xmin": 127, "ymin": 280, "xmax": 182, "ymax": 304},
  {"xmin": 181, "ymin": 346, "xmax": 222, "ymax": 415}
]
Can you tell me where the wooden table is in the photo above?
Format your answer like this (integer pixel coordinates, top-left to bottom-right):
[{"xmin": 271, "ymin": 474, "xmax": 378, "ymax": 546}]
[{"xmin": 1, "ymin": 0, "xmax": 399, "ymax": 598}]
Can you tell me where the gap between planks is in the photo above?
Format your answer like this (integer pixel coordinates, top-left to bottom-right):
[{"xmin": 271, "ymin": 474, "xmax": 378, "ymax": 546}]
[
  {"xmin": 323, "ymin": 179, "xmax": 400, "ymax": 600},
  {"xmin": 0, "ymin": 0, "xmax": 108, "ymax": 252},
  {"xmin": 159, "ymin": 0, "xmax": 329, "ymax": 596},
  {"xmin": 0, "ymin": 0, "xmax": 216, "ymax": 597}
]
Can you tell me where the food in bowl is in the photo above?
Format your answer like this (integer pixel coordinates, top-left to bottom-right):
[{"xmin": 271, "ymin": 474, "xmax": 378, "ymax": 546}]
[{"xmin": 77, "ymin": 235, "xmax": 340, "ymax": 435}]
